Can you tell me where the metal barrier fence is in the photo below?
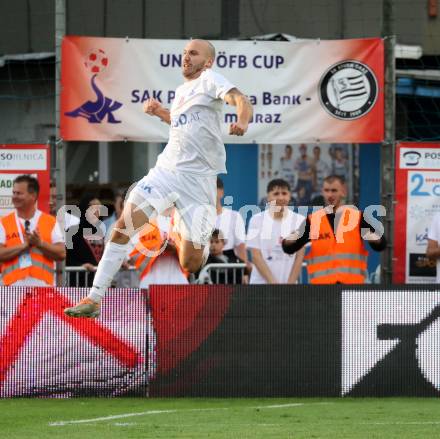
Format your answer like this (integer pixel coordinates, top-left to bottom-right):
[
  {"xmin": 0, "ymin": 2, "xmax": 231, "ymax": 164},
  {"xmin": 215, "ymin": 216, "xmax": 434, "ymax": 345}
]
[
  {"xmin": 64, "ymin": 266, "xmax": 93, "ymax": 287},
  {"xmin": 64, "ymin": 263, "xmax": 249, "ymax": 287},
  {"xmin": 63, "ymin": 266, "xmax": 139, "ymax": 288},
  {"xmin": 197, "ymin": 262, "xmax": 379, "ymax": 285},
  {"xmin": 62, "ymin": 261, "xmax": 381, "ymax": 287},
  {"xmin": 196, "ymin": 263, "xmax": 247, "ymax": 285}
]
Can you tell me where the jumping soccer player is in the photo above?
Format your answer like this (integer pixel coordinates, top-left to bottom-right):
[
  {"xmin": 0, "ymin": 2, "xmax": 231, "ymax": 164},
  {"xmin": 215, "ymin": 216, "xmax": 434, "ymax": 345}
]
[{"xmin": 65, "ymin": 39, "xmax": 253, "ymax": 317}]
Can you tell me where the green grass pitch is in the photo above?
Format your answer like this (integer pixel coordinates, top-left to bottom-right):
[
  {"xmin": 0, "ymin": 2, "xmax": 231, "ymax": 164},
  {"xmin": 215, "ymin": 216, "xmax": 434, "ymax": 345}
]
[{"xmin": 2, "ymin": 398, "xmax": 439, "ymax": 439}]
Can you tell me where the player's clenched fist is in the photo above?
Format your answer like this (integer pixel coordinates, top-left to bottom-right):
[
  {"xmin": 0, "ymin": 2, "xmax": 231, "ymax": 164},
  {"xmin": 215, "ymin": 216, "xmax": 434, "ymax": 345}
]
[
  {"xmin": 229, "ymin": 122, "xmax": 248, "ymax": 136},
  {"xmin": 143, "ymin": 98, "xmax": 162, "ymax": 116}
]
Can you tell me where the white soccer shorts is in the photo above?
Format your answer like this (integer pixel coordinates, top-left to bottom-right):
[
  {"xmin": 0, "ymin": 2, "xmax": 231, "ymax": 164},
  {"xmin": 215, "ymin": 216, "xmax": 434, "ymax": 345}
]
[{"xmin": 127, "ymin": 166, "xmax": 217, "ymax": 246}]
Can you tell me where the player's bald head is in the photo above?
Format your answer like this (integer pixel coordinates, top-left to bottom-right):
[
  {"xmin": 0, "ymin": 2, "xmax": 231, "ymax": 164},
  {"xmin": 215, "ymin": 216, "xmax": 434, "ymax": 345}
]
[
  {"xmin": 190, "ymin": 39, "xmax": 216, "ymax": 60},
  {"xmin": 182, "ymin": 39, "xmax": 216, "ymax": 79}
]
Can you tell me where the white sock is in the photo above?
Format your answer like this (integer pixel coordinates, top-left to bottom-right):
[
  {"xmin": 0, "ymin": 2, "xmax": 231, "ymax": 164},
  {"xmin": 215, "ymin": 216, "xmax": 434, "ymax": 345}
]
[{"xmin": 88, "ymin": 242, "xmax": 128, "ymax": 303}]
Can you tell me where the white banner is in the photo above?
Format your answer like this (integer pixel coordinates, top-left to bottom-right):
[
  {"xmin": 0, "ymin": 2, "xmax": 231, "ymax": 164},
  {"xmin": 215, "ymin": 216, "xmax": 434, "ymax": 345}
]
[
  {"xmin": 0, "ymin": 149, "xmax": 47, "ymax": 170},
  {"xmin": 0, "ymin": 173, "xmax": 21, "ymax": 216},
  {"xmin": 400, "ymin": 147, "xmax": 440, "ymax": 169},
  {"xmin": 61, "ymin": 37, "xmax": 384, "ymax": 143}
]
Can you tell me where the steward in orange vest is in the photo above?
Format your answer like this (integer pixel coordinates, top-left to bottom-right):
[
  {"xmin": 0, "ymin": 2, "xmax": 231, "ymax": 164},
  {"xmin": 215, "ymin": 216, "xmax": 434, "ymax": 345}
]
[
  {"xmin": 305, "ymin": 207, "xmax": 369, "ymax": 283},
  {"xmin": 282, "ymin": 175, "xmax": 386, "ymax": 284},
  {"xmin": 0, "ymin": 175, "xmax": 66, "ymax": 286},
  {"xmin": 129, "ymin": 215, "xmax": 187, "ymax": 285}
]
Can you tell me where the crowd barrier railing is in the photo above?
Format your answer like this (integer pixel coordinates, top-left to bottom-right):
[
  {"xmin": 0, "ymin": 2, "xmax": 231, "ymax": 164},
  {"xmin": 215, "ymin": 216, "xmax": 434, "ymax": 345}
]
[
  {"xmin": 64, "ymin": 263, "xmax": 250, "ymax": 287},
  {"xmin": 63, "ymin": 266, "xmax": 139, "ymax": 288},
  {"xmin": 196, "ymin": 263, "xmax": 247, "ymax": 284},
  {"xmin": 61, "ymin": 261, "xmax": 390, "ymax": 286}
]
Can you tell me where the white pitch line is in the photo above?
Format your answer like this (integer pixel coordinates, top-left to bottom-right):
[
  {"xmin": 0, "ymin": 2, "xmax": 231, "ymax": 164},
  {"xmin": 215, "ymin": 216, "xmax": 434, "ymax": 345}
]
[
  {"xmin": 114, "ymin": 422, "xmax": 138, "ymax": 426},
  {"xmin": 49, "ymin": 402, "xmax": 316, "ymax": 426},
  {"xmin": 368, "ymin": 421, "xmax": 440, "ymax": 425},
  {"xmin": 252, "ymin": 403, "xmax": 303, "ymax": 409},
  {"xmin": 49, "ymin": 408, "xmax": 228, "ymax": 426},
  {"xmin": 49, "ymin": 409, "xmax": 177, "ymax": 426}
]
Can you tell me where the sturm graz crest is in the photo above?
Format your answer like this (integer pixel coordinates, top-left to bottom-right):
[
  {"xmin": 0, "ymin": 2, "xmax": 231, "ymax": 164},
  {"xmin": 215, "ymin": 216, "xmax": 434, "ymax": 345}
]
[{"xmin": 319, "ymin": 60, "xmax": 378, "ymax": 120}]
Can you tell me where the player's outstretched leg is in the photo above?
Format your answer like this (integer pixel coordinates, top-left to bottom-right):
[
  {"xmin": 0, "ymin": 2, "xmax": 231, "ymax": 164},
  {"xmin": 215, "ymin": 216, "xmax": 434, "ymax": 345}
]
[
  {"xmin": 178, "ymin": 238, "xmax": 210, "ymax": 274},
  {"xmin": 173, "ymin": 202, "xmax": 213, "ymax": 273},
  {"xmin": 64, "ymin": 201, "xmax": 151, "ymax": 318}
]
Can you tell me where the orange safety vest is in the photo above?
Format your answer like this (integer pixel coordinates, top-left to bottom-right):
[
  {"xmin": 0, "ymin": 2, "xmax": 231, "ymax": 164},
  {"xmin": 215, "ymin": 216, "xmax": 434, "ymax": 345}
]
[
  {"xmin": 1, "ymin": 211, "xmax": 57, "ymax": 286},
  {"xmin": 304, "ymin": 207, "xmax": 369, "ymax": 284},
  {"xmin": 129, "ymin": 219, "xmax": 186, "ymax": 281}
]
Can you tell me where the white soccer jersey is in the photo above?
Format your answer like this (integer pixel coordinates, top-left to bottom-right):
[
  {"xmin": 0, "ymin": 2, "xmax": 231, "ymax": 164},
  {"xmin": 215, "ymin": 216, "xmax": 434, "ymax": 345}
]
[
  {"xmin": 156, "ymin": 69, "xmax": 235, "ymax": 176},
  {"xmin": 216, "ymin": 208, "xmax": 246, "ymax": 252},
  {"xmin": 247, "ymin": 209, "xmax": 305, "ymax": 284},
  {"xmin": 428, "ymin": 213, "xmax": 440, "ymax": 283}
]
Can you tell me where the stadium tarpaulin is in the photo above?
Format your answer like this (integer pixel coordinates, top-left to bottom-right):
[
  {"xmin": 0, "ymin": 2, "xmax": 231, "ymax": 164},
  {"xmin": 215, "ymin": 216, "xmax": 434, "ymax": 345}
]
[{"xmin": 60, "ymin": 37, "xmax": 384, "ymax": 143}]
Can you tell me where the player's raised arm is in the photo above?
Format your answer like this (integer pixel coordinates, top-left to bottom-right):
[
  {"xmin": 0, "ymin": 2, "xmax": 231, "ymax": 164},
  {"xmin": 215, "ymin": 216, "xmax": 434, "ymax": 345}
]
[
  {"xmin": 143, "ymin": 98, "xmax": 171, "ymax": 125},
  {"xmin": 223, "ymin": 88, "xmax": 253, "ymax": 136}
]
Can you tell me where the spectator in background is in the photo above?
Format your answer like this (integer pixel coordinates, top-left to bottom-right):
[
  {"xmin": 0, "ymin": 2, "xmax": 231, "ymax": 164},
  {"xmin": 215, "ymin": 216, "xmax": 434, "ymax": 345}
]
[
  {"xmin": 294, "ymin": 143, "xmax": 315, "ymax": 204},
  {"xmin": 331, "ymin": 146, "xmax": 349, "ymax": 182},
  {"xmin": 130, "ymin": 209, "xmax": 188, "ymax": 288},
  {"xmin": 266, "ymin": 144, "xmax": 273, "ymax": 178},
  {"xmin": 66, "ymin": 193, "xmax": 105, "ymax": 287},
  {"xmin": 426, "ymin": 212, "xmax": 440, "ymax": 283},
  {"xmin": 296, "ymin": 186, "xmax": 309, "ymax": 207},
  {"xmin": 312, "ymin": 145, "xmax": 330, "ymax": 194},
  {"xmin": 247, "ymin": 178, "xmax": 305, "ymax": 284},
  {"xmin": 198, "ymin": 228, "xmax": 244, "ymax": 284},
  {"xmin": 103, "ymin": 188, "xmax": 125, "ymax": 240},
  {"xmin": 49, "ymin": 182, "xmax": 80, "ymax": 231},
  {"xmin": 275, "ymin": 144, "xmax": 296, "ymax": 192},
  {"xmin": 282, "ymin": 175, "xmax": 386, "ymax": 284},
  {"xmin": 215, "ymin": 177, "xmax": 250, "ymax": 274},
  {"xmin": 310, "ymin": 145, "xmax": 330, "ymax": 205},
  {"xmin": 0, "ymin": 175, "xmax": 66, "ymax": 286}
]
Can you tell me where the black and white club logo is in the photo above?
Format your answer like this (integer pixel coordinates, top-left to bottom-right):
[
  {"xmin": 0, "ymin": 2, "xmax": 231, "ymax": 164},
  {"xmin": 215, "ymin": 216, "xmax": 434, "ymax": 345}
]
[{"xmin": 319, "ymin": 60, "xmax": 378, "ymax": 120}]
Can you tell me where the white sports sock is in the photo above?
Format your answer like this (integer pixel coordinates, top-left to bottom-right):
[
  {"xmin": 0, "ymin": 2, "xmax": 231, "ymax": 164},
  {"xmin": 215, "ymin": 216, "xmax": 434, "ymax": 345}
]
[{"xmin": 88, "ymin": 241, "xmax": 128, "ymax": 303}]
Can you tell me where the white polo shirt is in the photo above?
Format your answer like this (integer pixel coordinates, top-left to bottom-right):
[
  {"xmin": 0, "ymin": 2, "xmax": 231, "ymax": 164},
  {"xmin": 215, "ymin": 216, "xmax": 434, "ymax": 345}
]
[
  {"xmin": 215, "ymin": 208, "xmax": 246, "ymax": 252},
  {"xmin": 247, "ymin": 209, "xmax": 305, "ymax": 284}
]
